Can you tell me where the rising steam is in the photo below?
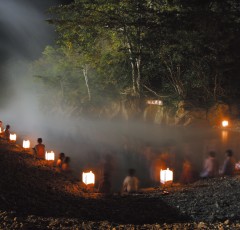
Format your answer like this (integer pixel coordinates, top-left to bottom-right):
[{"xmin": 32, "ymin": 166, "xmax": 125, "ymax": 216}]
[{"xmin": 0, "ymin": 0, "xmax": 239, "ymax": 192}]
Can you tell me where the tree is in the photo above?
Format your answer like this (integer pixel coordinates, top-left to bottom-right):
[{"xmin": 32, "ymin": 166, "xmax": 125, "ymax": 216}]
[
  {"xmin": 48, "ymin": 0, "xmax": 166, "ymax": 98},
  {"xmin": 35, "ymin": 0, "xmax": 240, "ymax": 116}
]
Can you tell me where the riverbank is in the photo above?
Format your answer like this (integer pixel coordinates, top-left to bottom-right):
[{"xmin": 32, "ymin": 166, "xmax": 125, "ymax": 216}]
[{"xmin": 1, "ymin": 138, "xmax": 240, "ymax": 229}]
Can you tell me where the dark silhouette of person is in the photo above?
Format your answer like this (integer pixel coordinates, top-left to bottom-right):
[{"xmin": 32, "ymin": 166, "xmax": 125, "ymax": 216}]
[
  {"xmin": 200, "ymin": 151, "xmax": 219, "ymax": 178},
  {"xmin": 62, "ymin": 156, "xmax": 71, "ymax": 172},
  {"xmin": 0, "ymin": 121, "xmax": 3, "ymax": 135},
  {"xmin": 4, "ymin": 124, "xmax": 10, "ymax": 141},
  {"xmin": 220, "ymin": 149, "xmax": 236, "ymax": 176},
  {"xmin": 122, "ymin": 168, "xmax": 139, "ymax": 193},
  {"xmin": 98, "ymin": 154, "xmax": 114, "ymax": 194},
  {"xmin": 33, "ymin": 138, "xmax": 45, "ymax": 159},
  {"xmin": 180, "ymin": 155, "xmax": 194, "ymax": 184},
  {"xmin": 56, "ymin": 152, "xmax": 66, "ymax": 171}
]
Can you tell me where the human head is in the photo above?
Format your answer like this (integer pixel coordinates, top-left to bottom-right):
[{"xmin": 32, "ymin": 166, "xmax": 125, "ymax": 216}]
[
  {"xmin": 209, "ymin": 151, "xmax": 216, "ymax": 158},
  {"xmin": 226, "ymin": 149, "xmax": 233, "ymax": 157},
  {"xmin": 37, "ymin": 138, "xmax": 42, "ymax": 144},
  {"xmin": 64, "ymin": 156, "xmax": 70, "ymax": 164},
  {"xmin": 128, "ymin": 168, "xmax": 136, "ymax": 176},
  {"xmin": 59, "ymin": 152, "xmax": 65, "ymax": 159},
  {"xmin": 6, "ymin": 124, "xmax": 10, "ymax": 130}
]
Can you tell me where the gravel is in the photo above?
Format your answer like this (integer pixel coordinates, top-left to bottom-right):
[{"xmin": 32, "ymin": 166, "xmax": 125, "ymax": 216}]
[{"xmin": 1, "ymin": 138, "xmax": 240, "ymax": 229}]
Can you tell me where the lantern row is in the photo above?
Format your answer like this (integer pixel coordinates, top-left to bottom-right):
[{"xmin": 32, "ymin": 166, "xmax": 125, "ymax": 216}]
[
  {"xmin": 1, "ymin": 129, "xmax": 175, "ymax": 186},
  {"xmin": 5, "ymin": 134, "xmax": 55, "ymax": 161}
]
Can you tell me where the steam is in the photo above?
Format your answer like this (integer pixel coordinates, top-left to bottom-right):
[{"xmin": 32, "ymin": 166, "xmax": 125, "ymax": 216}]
[
  {"xmin": 0, "ymin": 0, "xmax": 239, "ymax": 192},
  {"xmin": 0, "ymin": 0, "xmax": 55, "ymax": 59}
]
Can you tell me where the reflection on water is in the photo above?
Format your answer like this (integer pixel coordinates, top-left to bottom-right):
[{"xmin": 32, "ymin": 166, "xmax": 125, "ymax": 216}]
[
  {"xmin": 221, "ymin": 130, "xmax": 229, "ymax": 143},
  {"xmin": 14, "ymin": 121, "xmax": 240, "ymax": 191}
]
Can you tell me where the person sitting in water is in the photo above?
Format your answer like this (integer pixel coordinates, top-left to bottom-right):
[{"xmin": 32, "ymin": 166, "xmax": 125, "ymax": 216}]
[
  {"xmin": 200, "ymin": 151, "xmax": 219, "ymax": 178},
  {"xmin": 180, "ymin": 155, "xmax": 194, "ymax": 184},
  {"xmin": 33, "ymin": 138, "xmax": 45, "ymax": 159},
  {"xmin": 56, "ymin": 152, "xmax": 66, "ymax": 171},
  {"xmin": 220, "ymin": 149, "xmax": 236, "ymax": 176},
  {"xmin": 62, "ymin": 156, "xmax": 71, "ymax": 172},
  {"xmin": 0, "ymin": 121, "xmax": 3, "ymax": 136},
  {"xmin": 98, "ymin": 172, "xmax": 112, "ymax": 194},
  {"xmin": 4, "ymin": 124, "xmax": 11, "ymax": 141},
  {"xmin": 122, "ymin": 168, "xmax": 139, "ymax": 194}
]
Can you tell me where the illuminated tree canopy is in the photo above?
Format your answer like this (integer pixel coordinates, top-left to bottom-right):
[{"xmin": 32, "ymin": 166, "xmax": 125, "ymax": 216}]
[{"xmin": 32, "ymin": 0, "xmax": 240, "ymax": 115}]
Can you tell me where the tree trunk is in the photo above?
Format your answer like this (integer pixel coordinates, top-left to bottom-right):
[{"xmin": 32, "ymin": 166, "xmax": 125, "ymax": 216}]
[
  {"xmin": 130, "ymin": 59, "xmax": 141, "ymax": 97},
  {"xmin": 83, "ymin": 65, "xmax": 91, "ymax": 101},
  {"xmin": 130, "ymin": 60, "xmax": 137, "ymax": 95},
  {"xmin": 136, "ymin": 56, "xmax": 141, "ymax": 97}
]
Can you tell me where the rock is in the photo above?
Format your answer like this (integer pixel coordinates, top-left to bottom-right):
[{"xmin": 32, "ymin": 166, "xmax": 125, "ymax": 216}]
[
  {"xmin": 197, "ymin": 222, "xmax": 207, "ymax": 229},
  {"xmin": 224, "ymin": 219, "xmax": 230, "ymax": 224}
]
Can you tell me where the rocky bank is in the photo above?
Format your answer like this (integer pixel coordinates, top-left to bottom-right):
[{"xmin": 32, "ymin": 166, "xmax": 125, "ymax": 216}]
[{"xmin": 1, "ymin": 138, "xmax": 240, "ymax": 229}]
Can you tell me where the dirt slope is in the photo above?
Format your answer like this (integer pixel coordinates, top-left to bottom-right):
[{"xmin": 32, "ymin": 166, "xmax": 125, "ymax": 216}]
[{"xmin": 1, "ymin": 138, "xmax": 240, "ymax": 229}]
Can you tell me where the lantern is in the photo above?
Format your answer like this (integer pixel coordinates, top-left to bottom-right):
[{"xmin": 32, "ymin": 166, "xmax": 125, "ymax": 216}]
[
  {"xmin": 160, "ymin": 168, "xmax": 173, "ymax": 184},
  {"xmin": 10, "ymin": 133, "xmax": 17, "ymax": 141},
  {"xmin": 23, "ymin": 140, "xmax": 30, "ymax": 149},
  {"xmin": 82, "ymin": 171, "xmax": 95, "ymax": 185},
  {"xmin": 0, "ymin": 127, "xmax": 1, "ymax": 133},
  {"xmin": 45, "ymin": 151, "xmax": 55, "ymax": 161},
  {"xmin": 235, "ymin": 162, "xmax": 240, "ymax": 171},
  {"xmin": 222, "ymin": 120, "xmax": 229, "ymax": 128}
]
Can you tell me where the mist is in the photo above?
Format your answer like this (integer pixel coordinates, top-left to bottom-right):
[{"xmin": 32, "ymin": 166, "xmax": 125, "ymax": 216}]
[{"xmin": 1, "ymin": 0, "xmax": 240, "ymax": 192}]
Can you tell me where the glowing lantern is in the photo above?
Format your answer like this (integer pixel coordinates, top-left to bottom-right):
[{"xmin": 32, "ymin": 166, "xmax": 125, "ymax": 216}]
[
  {"xmin": 23, "ymin": 140, "xmax": 30, "ymax": 149},
  {"xmin": 82, "ymin": 171, "xmax": 95, "ymax": 185},
  {"xmin": 45, "ymin": 151, "xmax": 55, "ymax": 161},
  {"xmin": 0, "ymin": 127, "xmax": 2, "ymax": 133},
  {"xmin": 160, "ymin": 168, "xmax": 173, "ymax": 184},
  {"xmin": 222, "ymin": 120, "xmax": 229, "ymax": 128},
  {"xmin": 147, "ymin": 100, "xmax": 163, "ymax": 106},
  {"xmin": 10, "ymin": 133, "xmax": 17, "ymax": 141}
]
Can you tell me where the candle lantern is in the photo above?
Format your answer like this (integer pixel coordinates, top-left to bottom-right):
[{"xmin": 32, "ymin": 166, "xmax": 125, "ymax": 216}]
[
  {"xmin": 160, "ymin": 168, "xmax": 173, "ymax": 184},
  {"xmin": 222, "ymin": 120, "xmax": 229, "ymax": 128},
  {"xmin": 45, "ymin": 151, "xmax": 55, "ymax": 161},
  {"xmin": 10, "ymin": 133, "xmax": 17, "ymax": 141},
  {"xmin": 23, "ymin": 140, "xmax": 30, "ymax": 149},
  {"xmin": 82, "ymin": 171, "xmax": 95, "ymax": 185}
]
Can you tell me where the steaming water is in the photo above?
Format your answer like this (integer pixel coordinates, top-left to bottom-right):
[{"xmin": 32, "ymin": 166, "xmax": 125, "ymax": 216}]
[
  {"xmin": 1, "ymin": 0, "xmax": 240, "ymax": 192},
  {"xmin": 3, "ymin": 114, "xmax": 240, "ymax": 191}
]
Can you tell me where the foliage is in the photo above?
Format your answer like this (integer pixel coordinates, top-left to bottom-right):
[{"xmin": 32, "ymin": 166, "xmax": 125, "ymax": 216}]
[{"xmin": 32, "ymin": 0, "xmax": 240, "ymax": 115}]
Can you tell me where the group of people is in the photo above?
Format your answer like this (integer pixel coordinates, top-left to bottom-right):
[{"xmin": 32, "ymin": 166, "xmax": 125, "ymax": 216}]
[
  {"xmin": 200, "ymin": 149, "xmax": 236, "ymax": 178},
  {"xmin": 32, "ymin": 139, "xmax": 71, "ymax": 173},
  {"xmin": 122, "ymin": 149, "xmax": 236, "ymax": 193},
  {"xmin": 0, "ymin": 121, "xmax": 72, "ymax": 173},
  {"xmin": 56, "ymin": 152, "xmax": 71, "ymax": 172},
  {"xmin": 96, "ymin": 153, "xmax": 139, "ymax": 194},
  {"xmin": 180, "ymin": 149, "xmax": 236, "ymax": 184},
  {"xmin": 0, "ymin": 120, "xmax": 238, "ymax": 195}
]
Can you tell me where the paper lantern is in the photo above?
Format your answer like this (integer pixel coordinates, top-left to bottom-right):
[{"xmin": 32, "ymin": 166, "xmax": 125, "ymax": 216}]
[
  {"xmin": 160, "ymin": 168, "xmax": 173, "ymax": 184},
  {"xmin": 235, "ymin": 162, "xmax": 240, "ymax": 171},
  {"xmin": 10, "ymin": 133, "xmax": 17, "ymax": 141},
  {"xmin": 222, "ymin": 120, "xmax": 229, "ymax": 127},
  {"xmin": 45, "ymin": 151, "xmax": 55, "ymax": 161},
  {"xmin": 23, "ymin": 140, "xmax": 30, "ymax": 149},
  {"xmin": 82, "ymin": 171, "xmax": 95, "ymax": 185}
]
